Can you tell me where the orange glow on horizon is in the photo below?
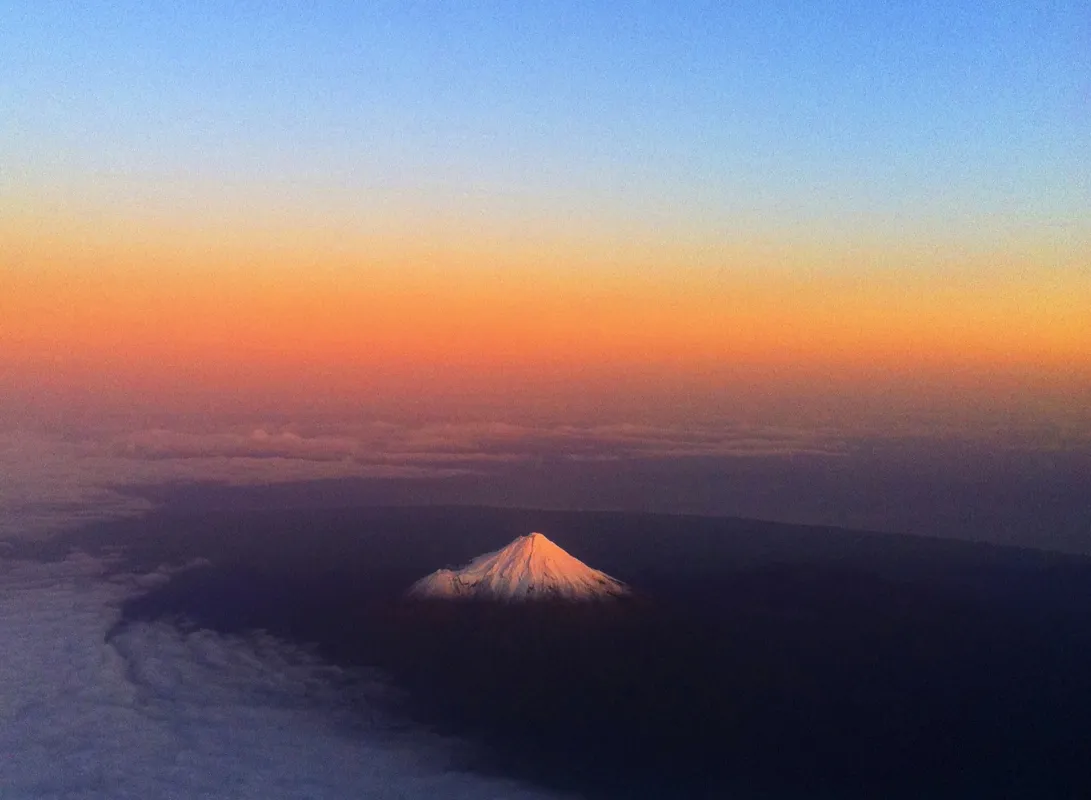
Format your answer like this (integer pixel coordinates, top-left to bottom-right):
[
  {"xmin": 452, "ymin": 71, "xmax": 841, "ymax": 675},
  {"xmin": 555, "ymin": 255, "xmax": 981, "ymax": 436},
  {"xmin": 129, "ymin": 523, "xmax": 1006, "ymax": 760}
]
[{"xmin": 3, "ymin": 210, "xmax": 1089, "ymax": 426}]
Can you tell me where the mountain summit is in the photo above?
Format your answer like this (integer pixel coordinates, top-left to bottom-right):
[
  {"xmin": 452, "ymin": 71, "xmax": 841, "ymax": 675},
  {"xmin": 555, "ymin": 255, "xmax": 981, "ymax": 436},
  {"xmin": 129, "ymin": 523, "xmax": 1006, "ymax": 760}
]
[{"xmin": 407, "ymin": 532, "xmax": 630, "ymax": 602}]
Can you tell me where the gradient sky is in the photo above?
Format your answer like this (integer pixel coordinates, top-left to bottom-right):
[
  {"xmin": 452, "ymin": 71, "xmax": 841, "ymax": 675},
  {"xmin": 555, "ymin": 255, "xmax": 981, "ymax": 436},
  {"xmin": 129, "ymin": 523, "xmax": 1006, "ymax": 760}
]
[{"xmin": 3, "ymin": 1, "xmax": 1089, "ymax": 430}]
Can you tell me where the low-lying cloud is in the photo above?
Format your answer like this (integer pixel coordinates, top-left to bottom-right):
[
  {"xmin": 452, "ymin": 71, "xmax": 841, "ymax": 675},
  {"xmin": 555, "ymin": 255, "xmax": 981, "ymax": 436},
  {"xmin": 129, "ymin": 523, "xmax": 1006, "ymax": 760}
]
[
  {"xmin": 6, "ymin": 416, "xmax": 1086, "ymax": 551},
  {"xmin": 0, "ymin": 554, "xmax": 566, "ymax": 799},
  {"xmin": 0, "ymin": 420, "xmax": 844, "ymax": 540},
  {"xmin": 112, "ymin": 420, "xmax": 844, "ymax": 463}
]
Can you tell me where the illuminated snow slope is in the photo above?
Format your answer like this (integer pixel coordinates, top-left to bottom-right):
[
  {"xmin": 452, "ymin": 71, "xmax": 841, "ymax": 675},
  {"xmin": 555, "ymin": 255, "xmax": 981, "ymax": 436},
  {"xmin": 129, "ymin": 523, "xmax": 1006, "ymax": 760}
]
[{"xmin": 408, "ymin": 532, "xmax": 630, "ymax": 602}]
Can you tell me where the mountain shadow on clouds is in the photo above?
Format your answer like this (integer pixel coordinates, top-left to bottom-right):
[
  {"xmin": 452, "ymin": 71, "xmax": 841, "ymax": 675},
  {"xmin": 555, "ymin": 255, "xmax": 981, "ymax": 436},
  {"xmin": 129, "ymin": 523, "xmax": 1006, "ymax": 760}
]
[{"xmin": 61, "ymin": 500, "xmax": 1091, "ymax": 799}]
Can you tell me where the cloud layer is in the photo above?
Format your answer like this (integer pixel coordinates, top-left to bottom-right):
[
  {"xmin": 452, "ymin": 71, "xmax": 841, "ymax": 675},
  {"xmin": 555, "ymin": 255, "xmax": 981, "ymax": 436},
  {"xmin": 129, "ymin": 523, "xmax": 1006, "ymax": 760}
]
[
  {"xmin": 4, "ymin": 415, "xmax": 1088, "ymax": 551},
  {"xmin": 0, "ymin": 555, "xmax": 565, "ymax": 799},
  {"xmin": 0, "ymin": 420, "xmax": 844, "ymax": 540}
]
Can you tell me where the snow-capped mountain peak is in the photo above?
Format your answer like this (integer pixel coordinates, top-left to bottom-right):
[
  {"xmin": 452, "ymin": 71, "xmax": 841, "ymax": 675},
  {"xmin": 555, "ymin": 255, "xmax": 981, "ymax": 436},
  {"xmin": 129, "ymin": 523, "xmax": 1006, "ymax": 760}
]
[{"xmin": 407, "ymin": 532, "xmax": 630, "ymax": 602}]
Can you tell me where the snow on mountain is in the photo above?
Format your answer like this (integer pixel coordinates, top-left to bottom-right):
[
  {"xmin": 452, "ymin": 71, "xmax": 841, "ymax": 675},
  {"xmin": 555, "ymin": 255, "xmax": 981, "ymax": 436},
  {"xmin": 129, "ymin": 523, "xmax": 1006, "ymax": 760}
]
[{"xmin": 407, "ymin": 532, "xmax": 630, "ymax": 602}]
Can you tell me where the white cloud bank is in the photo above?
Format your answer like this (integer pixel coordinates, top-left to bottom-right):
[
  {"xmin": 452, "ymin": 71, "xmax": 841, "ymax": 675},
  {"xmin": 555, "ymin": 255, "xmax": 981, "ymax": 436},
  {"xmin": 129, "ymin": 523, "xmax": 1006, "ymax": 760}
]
[{"xmin": 0, "ymin": 554, "xmax": 567, "ymax": 799}]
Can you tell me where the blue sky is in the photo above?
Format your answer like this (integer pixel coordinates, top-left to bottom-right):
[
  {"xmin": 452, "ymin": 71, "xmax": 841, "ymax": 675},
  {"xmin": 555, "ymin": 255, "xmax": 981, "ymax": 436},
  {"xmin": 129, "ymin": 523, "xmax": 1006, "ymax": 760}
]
[{"xmin": 3, "ymin": 1, "xmax": 1088, "ymax": 235}]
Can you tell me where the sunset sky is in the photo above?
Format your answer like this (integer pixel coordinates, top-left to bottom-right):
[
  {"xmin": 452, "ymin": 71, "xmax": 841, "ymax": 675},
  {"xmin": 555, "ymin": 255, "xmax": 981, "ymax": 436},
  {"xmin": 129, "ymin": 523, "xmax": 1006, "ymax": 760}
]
[
  {"xmin": 4, "ymin": 2, "xmax": 1089, "ymax": 423},
  {"xmin": 2, "ymin": 3, "xmax": 1090, "ymax": 548}
]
